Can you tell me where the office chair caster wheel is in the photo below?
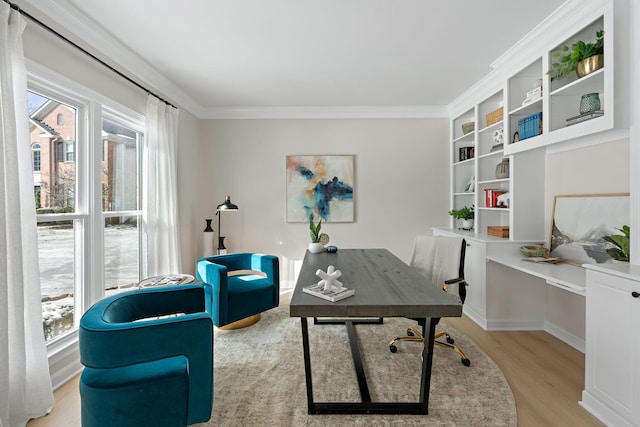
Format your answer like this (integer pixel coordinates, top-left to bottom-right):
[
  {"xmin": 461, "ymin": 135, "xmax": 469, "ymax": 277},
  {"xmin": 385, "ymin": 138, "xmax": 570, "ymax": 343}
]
[
  {"xmin": 446, "ymin": 336, "xmax": 455, "ymax": 344},
  {"xmin": 406, "ymin": 328, "xmax": 414, "ymax": 337},
  {"xmin": 462, "ymin": 358, "xmax": 471, "ymax": 367},
  {"xmin": 389, "ymin": 344, "xmax": 398, "ymax": 353}
]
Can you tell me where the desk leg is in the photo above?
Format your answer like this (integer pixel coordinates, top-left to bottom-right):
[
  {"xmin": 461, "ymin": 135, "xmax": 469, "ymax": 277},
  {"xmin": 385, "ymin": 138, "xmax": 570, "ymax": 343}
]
[
  {"xmin": 419, "ymin": 318, "xmax": 437, "ymax": 405},
  {"xmin": 300, "ymin": 317, "xmax": 316, "ymax": 414}
]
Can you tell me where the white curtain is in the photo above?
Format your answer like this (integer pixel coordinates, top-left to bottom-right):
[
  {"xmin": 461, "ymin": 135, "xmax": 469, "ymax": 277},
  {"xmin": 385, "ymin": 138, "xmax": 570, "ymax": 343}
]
[
  {"xmin": 0, "ymin": 3, "xmax": 54, "ymax": 426},
  {"xmin": 143, "ymin": 95, "xmax": 182, "ymax": 276}
]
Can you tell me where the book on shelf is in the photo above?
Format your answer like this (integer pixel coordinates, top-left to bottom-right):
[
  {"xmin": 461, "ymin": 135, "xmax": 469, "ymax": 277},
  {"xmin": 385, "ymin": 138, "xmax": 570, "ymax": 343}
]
[
  {"xmin": 303, "ymin": 283, "xmax": 355, "ymax": 302},
  {"xmin": 565, "ymin": 110, "xmax": 604, "ymax": 126}
]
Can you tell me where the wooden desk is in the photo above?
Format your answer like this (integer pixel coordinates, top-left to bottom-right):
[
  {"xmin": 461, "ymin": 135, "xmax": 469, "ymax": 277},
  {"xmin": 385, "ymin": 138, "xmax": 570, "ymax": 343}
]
[{"xmin": 290, "ymin": 248, "xmax": 462, "ymax": 415}]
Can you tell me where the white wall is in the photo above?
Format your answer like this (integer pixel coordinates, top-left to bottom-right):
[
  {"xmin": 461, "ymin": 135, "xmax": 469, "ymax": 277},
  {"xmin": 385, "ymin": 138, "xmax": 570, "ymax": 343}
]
[{"xmin": 196, "ymin": 118, "xmax": 450, "ymax": 286}]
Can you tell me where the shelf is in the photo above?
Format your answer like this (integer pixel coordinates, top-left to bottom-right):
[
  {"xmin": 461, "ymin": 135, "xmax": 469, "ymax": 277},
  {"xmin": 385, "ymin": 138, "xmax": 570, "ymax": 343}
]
[
  {"xmin": 508, "ymin": 98, "xmax": 542, "ymax": 116},
  {"xmin": 453, "ymin": 192, "xmax": 475, "ymax": 196},
  {"xmin": 478, "ymin": 207, "xmax": 510, "ymax": 212},
  {"xmin": 478, "ymin": 121, "xmax": 504, "ymax": 134},
  {"xmin": 478, "ymin": 178, "xmax": 509, "ymax": 185},
  {"xmin": 550, "ymin": 68, "xmax": 604, "ymax": 97},
  {"xmin": 453, "ymin": 158, "xmax": 474, "ymax": 166},
  {"xmin": 453, "ymin": 133, "xmax": 474, "ymax": 143},
  {"xmin": 478, "ymin": 150, "xmax": 504, "ymax": 160}
]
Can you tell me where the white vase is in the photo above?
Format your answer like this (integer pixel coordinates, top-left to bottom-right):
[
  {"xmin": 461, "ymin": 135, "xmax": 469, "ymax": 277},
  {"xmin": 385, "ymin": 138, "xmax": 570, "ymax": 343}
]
[
  {"xmin": 308, "ymin": 243, "xmax": 324, "ymax": 254},
  {"xmin": 462, "ymin": 219, "xmax": 473, "ymax": 230}
]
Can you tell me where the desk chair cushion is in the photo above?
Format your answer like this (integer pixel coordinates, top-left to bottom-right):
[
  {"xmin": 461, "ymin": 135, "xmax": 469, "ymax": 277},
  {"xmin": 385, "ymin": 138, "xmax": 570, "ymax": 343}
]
[{"xmin": 410, "ymin": 235, "xmax": 463, "ymax": 302}]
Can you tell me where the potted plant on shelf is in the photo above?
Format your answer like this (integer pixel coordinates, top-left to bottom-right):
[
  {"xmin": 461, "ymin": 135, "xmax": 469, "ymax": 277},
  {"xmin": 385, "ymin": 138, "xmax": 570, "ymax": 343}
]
[
  {"xmin": 547, "ymin": 29, "xmax": 604, "ymax": 81},
  {"xmin": 448, "ymin": 205, "xmax": 474, "ymax": 230},
  {"xmin": 603, "ymin": 225, "xmax": 630, "ymax": 262}
]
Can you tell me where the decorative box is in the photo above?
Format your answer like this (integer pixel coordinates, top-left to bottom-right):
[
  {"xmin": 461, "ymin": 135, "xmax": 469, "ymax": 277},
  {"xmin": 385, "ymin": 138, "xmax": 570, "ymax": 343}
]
[
  {"xmin": 486, "ymin": 107, "xmax": 504, "ymax": 126},
  {"xmin": 487, "ymin": 226, "xmax": 510, "ymax": 238}
]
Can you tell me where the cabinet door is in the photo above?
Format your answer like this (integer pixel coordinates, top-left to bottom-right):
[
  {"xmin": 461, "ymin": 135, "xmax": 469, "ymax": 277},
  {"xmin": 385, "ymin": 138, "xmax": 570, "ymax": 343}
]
[
  {"xmin": 585, "ymin": 270, "xmax": 640, "ymax": 425},
  {"xmin": 463, "ymin": 240, "xmax": 485, "ymax": 317}
]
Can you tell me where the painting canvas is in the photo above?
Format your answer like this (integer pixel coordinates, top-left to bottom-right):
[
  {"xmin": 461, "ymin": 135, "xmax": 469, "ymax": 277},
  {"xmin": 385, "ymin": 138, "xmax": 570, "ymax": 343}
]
[
  {"xmin": 549, "ymin": 193, "xmax": 629, "ymax": 265},
  {"xmin": 286, "ymin": 155, "xmax": 354, "ymax": 222}
]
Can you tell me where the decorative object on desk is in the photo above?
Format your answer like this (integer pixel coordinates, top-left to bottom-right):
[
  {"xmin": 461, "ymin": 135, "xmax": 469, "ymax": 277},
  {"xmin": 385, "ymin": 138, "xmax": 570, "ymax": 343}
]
[
  {"xmin": 486, "ymin": 107, "xmax": 503, "ymax": 127},
  {"xmin": 303, "ymin": 266, "xmax": 354, "ymax": 302},
  {"xmin": 520, "ymin": 244, "xmax": 550, "ymax": 258},
  {"xmin": 487, "ymin": 226, "xmax": 509, "ymax": 238},
  {"xmin": 461, "ymin": 121, "xmax": 474, "ymax": 135},
  {"xmin": 204, "ymin": 296, "xmax": 517, "ymax": 426},
  {"xmin": 448, "ymin": 205, "xmax": 474, "ymax": 230},
  {"xmin": 286, "ymin": 155, "xmax": 354, "ymax": 222},
  {"xmin": 496, "ymin": 191, "xmax": 510, "ymax": 208},
  {"xmin": 579, "ymin": 93, "xmax": 601, "ymax": 114},
  {"xmin": 603, "ymin": 225, "xmax": 630, "ymax": 262},
  {"xmin": 326, "ymin": 245, "xmax": 338, "ymax": 253},
  {"xmin": 203, "ymin": 218, "xmax": 215, "ymax": 256},
  {"xmin": 216, "ymin": 195, "xmax": 239, "ymax": 255},
  {"xmin": 495, "ymin": 157, "xmax": 510, "ymax": 179},
  {"xmin": 547, "ymin": 29, "xmax": 604, "ymax": 81},
  {"xmin": 464, "ymin": 175, "xmax": 475, "ymax": 192},
  {"xmin": 550, "ymin": 193, "xmax": 629, "ymax": 266},
  {"xmin": 308, "ymin": 218, "xmax": 327, "ymax": 254},
  {"xmin": 315, "ymin": 265, "xmax": 343, "ymax": 292}
]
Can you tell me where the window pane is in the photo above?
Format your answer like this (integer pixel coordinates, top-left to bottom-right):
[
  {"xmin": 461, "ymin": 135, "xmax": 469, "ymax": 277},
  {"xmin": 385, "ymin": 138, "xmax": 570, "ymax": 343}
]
[
  {"xmin": 104, "ymin": 216, "xmax": 140, "ymax": 292},
  {"xmin": 29, "ymin": 91, "xmax": 77, "ymax": 213},
  {"xmin": 39, "ymin": 221, "xmax": 76, "ymax": 342},
  {"xmin": 102, "ymin": 119, "xmax": 140, "ymax": 212}
]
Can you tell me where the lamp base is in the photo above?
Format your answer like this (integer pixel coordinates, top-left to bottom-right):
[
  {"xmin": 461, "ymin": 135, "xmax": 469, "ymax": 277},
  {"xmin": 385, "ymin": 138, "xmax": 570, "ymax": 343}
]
[{"xmin": 217, "ymin": 236, "xmax": 227, "ymax": 255}]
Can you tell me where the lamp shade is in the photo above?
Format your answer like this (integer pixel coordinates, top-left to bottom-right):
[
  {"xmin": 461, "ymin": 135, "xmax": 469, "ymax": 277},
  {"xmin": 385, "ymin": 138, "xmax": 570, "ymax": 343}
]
[{"xmin": 216, "ymin": 195, "xmax": 239, "ymax": 211}]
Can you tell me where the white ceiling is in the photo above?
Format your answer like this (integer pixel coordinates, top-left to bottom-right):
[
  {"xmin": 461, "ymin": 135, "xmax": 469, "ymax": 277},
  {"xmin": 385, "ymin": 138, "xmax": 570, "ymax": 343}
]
[{"xmin": 30, "ymin": 0, "xmax": 566, "ymax": 118}]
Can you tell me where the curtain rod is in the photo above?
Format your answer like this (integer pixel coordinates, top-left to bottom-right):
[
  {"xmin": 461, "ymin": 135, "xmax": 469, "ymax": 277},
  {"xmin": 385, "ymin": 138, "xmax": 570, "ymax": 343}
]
[{"xmin": 4, "ymin": 0, "xmax": 177, "ymax": 109}]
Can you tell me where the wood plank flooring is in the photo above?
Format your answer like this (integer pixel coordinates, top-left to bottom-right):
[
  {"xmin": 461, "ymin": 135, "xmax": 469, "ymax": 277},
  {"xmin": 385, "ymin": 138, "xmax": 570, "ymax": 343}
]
[{"xmin": 28, "ymin": 314, "xmax": 604, "ymax": 427}]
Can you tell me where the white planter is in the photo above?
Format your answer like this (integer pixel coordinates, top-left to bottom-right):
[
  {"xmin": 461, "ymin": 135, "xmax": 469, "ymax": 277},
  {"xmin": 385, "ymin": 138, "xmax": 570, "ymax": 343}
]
[
  {"xmin": 462, "ymin": 219, "xmax": 473, "ymax": 230},
  {"xmin": 308, "ymin": 243, "xmax": 324, "ymax": 254}
]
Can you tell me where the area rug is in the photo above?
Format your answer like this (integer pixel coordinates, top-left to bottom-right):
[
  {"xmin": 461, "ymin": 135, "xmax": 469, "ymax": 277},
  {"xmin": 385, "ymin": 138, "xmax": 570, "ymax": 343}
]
[{"xmin": 195, "ymin": 293, "xmax": 516, "ymax": 426}]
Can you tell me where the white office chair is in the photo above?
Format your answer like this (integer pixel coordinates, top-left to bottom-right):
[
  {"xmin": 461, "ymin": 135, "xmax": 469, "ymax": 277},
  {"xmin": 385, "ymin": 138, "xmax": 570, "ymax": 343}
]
[{"xmin": 389, "ymin": 235, "xmax": 471, "ymax": 366}]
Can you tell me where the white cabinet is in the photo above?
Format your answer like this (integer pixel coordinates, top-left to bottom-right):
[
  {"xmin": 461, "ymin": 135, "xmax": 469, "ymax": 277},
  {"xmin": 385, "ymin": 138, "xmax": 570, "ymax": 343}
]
[{"xmin": 581, "ymin": 266, "xmax": 640, "ymax": 427}]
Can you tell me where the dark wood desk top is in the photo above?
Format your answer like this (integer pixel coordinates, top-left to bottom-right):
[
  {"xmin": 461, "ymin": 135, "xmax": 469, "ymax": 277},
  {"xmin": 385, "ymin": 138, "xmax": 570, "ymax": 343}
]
[{"xmin": 290, "ymin": 248, "xmax": 462, "ymax": 319}]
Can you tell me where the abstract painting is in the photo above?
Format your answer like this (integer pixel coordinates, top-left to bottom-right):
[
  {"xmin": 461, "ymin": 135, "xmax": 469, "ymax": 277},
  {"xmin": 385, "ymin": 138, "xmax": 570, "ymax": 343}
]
[
  {"xmin": 549, "ymin": 193, "xmax": 629, "ymax": 265},
  {"xmin": 286, "ymin": 155, "xmax": 354, "ymax": 222}
]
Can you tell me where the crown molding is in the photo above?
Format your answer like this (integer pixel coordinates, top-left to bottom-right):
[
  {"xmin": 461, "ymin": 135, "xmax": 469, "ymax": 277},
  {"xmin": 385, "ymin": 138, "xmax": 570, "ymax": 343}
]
[
  {"xmin": 21, "ymin": 0, "xmax": 207, "ymax": 117},
  {"xmin": 204, "ymin": 105, "xmax": 449, "ymax": 120}
]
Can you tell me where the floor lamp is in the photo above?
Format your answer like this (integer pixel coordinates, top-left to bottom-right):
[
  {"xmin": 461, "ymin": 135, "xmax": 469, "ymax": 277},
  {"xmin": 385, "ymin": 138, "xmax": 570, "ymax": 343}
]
[{"xmin": 216, "ymin": 195, "xmax": 239, "ymax": 254}]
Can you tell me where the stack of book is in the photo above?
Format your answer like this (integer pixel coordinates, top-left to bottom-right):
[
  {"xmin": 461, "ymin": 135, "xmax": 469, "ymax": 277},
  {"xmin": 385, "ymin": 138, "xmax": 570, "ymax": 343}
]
[
  {"xmin": 565, "ymin": 110, "xmax": 604, "ymax": 126},
  {"xmin": 484, "ymin": 189, "xmax": 507, "ymax": 208},
  {"xmin": 522, "ymin": 86, "xmax": 542, "ymax": 106},
  {"xmin": 458, "ymin": 146, "xmax": 474, "ymax": 161},
  {"xmin": 518, "ymin": 112, "xmax": 542, "ymax": 140}
]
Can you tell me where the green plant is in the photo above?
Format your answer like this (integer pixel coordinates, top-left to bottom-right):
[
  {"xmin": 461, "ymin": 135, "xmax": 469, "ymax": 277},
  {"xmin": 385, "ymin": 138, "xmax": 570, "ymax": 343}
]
[
  {"xmin": 309, "ymin": 218, "xmax": 322, "ymax": 243},
  {"xmin": 547, "ymin": 30, "xmax": 604, "ymax": 81},
  {"xmin": 448, "ymin": 205, "xmax": 474, "ymax": 221},
  {"xmin": 603, "ymin": 225, "xmax": 630, "ymax": 262}
]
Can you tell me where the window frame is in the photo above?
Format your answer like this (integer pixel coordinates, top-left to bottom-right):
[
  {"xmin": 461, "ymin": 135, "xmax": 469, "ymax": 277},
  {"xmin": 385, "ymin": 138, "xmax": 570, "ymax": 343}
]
[{"xmin": 27, "ymin": 61, "xmax": 146, "ymax": 386}]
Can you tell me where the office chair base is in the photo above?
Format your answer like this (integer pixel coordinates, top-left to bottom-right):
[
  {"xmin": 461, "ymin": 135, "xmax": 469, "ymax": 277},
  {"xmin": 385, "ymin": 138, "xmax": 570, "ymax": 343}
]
[{"xmin": 389, "ymin": 326, "xmax": 471, "ymax": 367}]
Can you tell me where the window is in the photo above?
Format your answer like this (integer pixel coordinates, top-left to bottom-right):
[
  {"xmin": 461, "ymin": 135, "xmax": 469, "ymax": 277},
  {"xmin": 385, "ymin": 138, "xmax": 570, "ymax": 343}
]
[
  {"xmin": 28, "ymin": 80, "xmax": 145, "ymax": 348},
  {"xmin": 32, "ymin": 143, "xmax": 41, "ymax": 171},
  {"xmin": 64, "ymin": 140, "xmax": 74, "ymax": 162}
]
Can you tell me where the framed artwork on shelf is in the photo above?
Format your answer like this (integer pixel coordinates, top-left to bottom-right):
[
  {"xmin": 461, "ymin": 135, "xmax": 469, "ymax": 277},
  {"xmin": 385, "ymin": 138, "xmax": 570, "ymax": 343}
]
[
  {"xmin": 549, "ymin": 193, "xmax": 629, "ymax": 265},
  {"xmin": 286, "ymin": 155, "xmax": 354, "ymax": 223}
]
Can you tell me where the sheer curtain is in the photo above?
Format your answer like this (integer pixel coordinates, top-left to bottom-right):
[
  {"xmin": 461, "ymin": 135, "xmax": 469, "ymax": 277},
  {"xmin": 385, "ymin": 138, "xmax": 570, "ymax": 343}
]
[
  {"xmin": 0, "ymin": 3, "xmax": 54, "ymax": 426},
  {"xmin": 143, "ymin": 95, "xmax": 182, "ymax": 276}
]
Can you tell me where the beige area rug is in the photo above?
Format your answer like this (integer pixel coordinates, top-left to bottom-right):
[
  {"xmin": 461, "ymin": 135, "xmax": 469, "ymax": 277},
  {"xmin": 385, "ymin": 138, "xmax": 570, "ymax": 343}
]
[{"xmin": 196, "ymin": 294, "xmax": 516, "ymax": 427}]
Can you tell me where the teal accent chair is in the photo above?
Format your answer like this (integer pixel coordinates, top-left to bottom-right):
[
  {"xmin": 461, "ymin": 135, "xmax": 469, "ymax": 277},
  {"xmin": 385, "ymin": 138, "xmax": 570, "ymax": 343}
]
[
  {"xmin": 196, "ymin": 253, "xmax": 279, "ymax": 327},
  {"xmin": 79, "ymin": 284, "xmax": 214, "ymax": 427}
]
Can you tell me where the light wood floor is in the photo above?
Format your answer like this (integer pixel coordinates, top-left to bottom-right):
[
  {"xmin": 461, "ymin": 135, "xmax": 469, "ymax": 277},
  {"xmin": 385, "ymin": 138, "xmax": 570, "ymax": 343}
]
[{"xmin": 28, "ymin": 314, "xmax": 604, "ymax": 427}]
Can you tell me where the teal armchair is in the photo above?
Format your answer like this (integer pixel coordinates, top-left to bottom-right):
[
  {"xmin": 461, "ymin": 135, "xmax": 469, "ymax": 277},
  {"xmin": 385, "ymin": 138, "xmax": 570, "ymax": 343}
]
[
  {"xmin": 79, "ymin": 284, "xmax": 214, "ymax": 427},
  {"xmin": 196, "ymin": 253, "xmax": 279, "ymax": 328}
]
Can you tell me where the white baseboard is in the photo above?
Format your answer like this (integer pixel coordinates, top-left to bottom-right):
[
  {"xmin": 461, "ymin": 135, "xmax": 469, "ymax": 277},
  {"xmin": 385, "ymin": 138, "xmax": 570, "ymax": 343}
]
[
  {"xmin": 544, "ymin": 320, "xmax": 585, "ymax": 353},
  {"xmin": 580, "ymin": 391, "xmax": 634, "ymax": 427}
]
